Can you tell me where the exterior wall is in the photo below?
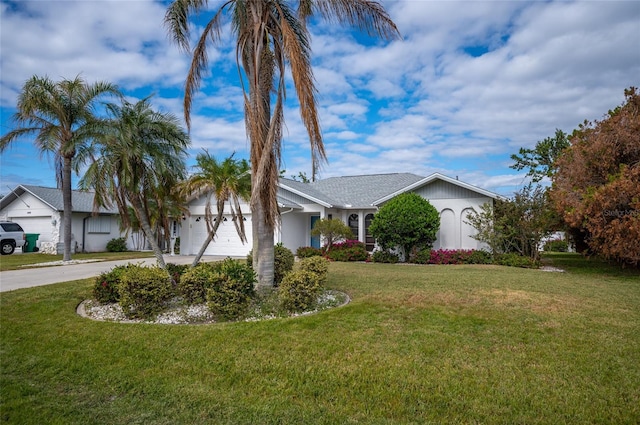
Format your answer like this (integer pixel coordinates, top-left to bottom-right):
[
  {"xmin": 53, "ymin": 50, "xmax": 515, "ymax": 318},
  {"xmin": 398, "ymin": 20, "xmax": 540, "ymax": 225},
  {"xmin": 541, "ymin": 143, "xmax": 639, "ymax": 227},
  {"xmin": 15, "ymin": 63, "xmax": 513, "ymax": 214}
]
[
  {"xmin": 279, "ymin": 212, "xmax": 308, "ymax": 253},
  {"xmin": 428, "ymin": 197, "xmax": 491, "ymax": 250}
]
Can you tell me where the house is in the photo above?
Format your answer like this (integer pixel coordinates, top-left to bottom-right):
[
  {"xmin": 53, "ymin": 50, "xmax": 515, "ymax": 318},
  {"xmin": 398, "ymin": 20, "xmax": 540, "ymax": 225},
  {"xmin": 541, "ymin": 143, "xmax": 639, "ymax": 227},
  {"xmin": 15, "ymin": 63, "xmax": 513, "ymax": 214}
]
[
  {"xmin": 180, "ymin": 173, "xmax": 499, "ymax": 257},
  {"xmin": 0, "ymin": 185, "xmax": 132, "ymax": 254}
]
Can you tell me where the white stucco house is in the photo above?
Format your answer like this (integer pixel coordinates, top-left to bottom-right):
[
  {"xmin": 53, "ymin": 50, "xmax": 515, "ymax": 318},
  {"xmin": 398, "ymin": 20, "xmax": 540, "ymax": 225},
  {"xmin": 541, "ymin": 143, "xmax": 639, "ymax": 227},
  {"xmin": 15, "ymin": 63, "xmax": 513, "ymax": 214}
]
[
  {"xmin": 0, "ymin": 185, "xmax": 133, "ymax": 254},
  {"xmin": 180, "ymin": 172, "xmax": 499, "ymax": 257}
]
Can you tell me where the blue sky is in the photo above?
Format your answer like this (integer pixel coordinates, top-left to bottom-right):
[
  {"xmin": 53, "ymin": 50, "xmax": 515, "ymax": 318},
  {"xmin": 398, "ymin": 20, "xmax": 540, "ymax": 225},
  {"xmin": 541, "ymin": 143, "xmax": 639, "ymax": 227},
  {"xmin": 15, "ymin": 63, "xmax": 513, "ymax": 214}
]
[{"xmin": 1, "ymin": 0, "xmax": 639, "ymax": 197}]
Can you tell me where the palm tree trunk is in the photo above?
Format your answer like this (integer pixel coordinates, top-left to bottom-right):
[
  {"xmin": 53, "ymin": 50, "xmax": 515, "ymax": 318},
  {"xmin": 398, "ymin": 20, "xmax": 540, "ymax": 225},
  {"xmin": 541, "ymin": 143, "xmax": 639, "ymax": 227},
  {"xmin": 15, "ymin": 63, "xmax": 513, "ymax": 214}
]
[
  {"xmin": 131, "ymin": 196, "xmax": 166, "ymax": 269},
  {"xmin": 254, "ymin": 201, "xmax": 274, "ymax": 290},
  {"xmin": 62, "ymin": 155, "xmax": 74, "ymax": 261}
]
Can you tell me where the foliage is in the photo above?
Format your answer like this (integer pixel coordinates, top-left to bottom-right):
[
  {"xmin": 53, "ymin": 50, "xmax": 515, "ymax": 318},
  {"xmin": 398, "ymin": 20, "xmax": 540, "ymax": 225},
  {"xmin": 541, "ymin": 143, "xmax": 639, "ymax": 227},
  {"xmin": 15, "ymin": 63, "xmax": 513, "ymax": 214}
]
[
  {"xmin": 117, "ymin": 265, "xmax": 175, "ymax": 319},
  {"xmin": 247, "ymin": 243, "xmax": 295, "ymax": 286},
  {"xmin": 296, "ymin": 246, "xmax": 322, "ymax": 258},
  {"xmin": 372, "ymin": 250, "xmax": 400, "ymax": 264},
  {"xmin": 206, "ymin": 259, "xmax": 256, "ymax": 320},
  {"xmin": 369, "ymin": 193, "xmax": 440, "ymax": 262},
  {"xmin": 178, "ymin": 151, "xmax": 251, "ymax": 267},
  {"xmin": 278, "ymin": 270, "xmax": 322, "ymax": 313},
  {"xmin": 177, "ymin": 262, "xmax": 218, "ymax": 304},
  {"xmin": 494, "ymin": 253, "xmax": 540, "ymax": 268},
  {"xmin": 551, "ymin": 87, "xmax": 640, "ymax": 266},
  {"xmin": 296, "ymin": 256, "xmax": 329, "ymax": 285},
  {"xmin": 310, "ymin": 218, "xmax": 353, "ymax": 253},
  {"xmin": 510, "ymin": 129, "xmax": 570, "ymax": 182},
  {"xmin": 466, "ymin": 184, "xmax": 555, "ymax": 261},
  {"xmin": 93, "ymin": 264, "xmax": 136, "ymax": 303},
  {"xmin": 165, "ymin": 263, "xmax": 189, "ymax": 285},
  {"xmin": 467, "ymin": 250, "xmax": 493, "ymax": 264},
  {"xmin": 544, "ymin": 239, "xmax": 569, "ymax": 252},
  {"xmin": 326, "ymin": 240, "xmax": 369, "ymax": 262},
  {"xmin": 409, "ymin": 248, "xmax": 432, "ymax": 264},
  {"xmin": 0, "ymin": 75, "xmax": 120, "ymax": 261},
  {"xmin": 106, "ymin": 237, "xmax": 128, "ymax": 252}
]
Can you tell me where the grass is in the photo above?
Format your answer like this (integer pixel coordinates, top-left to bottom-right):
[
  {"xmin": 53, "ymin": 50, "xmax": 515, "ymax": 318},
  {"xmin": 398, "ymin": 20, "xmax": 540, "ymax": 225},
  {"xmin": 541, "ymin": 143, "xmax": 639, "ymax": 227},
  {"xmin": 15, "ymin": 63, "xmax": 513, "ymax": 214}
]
[
  {"xmin": 1, "ymin": 254, "xmax": 639, "ymax": 424},
  {"xmin": 0, "ymin": 251, "xmax": 154, "ymax": 272}
]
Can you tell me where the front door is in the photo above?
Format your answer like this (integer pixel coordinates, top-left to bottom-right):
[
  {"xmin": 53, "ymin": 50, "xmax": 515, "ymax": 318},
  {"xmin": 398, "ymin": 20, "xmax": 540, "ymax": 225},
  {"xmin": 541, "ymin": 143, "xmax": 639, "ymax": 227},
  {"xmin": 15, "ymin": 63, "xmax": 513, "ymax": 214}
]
[{"xmin": 310, "ymin": 215, "xmax": 320, "ymax": 248}]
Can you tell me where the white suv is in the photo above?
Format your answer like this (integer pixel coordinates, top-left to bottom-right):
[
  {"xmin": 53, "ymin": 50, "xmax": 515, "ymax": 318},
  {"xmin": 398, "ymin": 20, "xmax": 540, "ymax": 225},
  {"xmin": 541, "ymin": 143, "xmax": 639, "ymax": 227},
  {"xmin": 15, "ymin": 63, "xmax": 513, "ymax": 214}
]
[{"xmin": 0, "ymin": 221, "xmax": 26, "ymax": 255}]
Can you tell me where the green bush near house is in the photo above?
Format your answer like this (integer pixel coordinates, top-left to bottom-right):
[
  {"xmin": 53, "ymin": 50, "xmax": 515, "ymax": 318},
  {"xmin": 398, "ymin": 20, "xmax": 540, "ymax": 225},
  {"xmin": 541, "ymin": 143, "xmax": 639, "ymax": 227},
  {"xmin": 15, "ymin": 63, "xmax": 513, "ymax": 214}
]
[
  {"xmin": 93, "ymin": 264, "xmax": 135, "ymax": 303},
  {"xmin": 326, "ymin": 240, "xmax": 369, "ymax": 262},
  {"xmin": 544, "ymin": 239, "xmax": 569, "ymax": 252},
  {"xmin": 297, "ymin": 256, "xmax": 329, "ymax": 284},
  {"xmin": 106, "ymin": 237, "xmax": 128, "ymax": 252},
  {"xmin": 278, "ymin": 269, "xmax": 323, "ymax": 313},
  {"xmin": 247, "ymin": 243, "xmax": 295, "ymax": 286},
  {"xmin": 372, "ymin": 249, "xmax": 400, "ymax": 264},
  {"xmin": 117, "ymin": 265, "xmax": 174, "ymax": 319},
  {"xmin": 494, "ymin": 253, "xmax": 539, "ymax": 268},
  {"xmin": 296, "ymin": 246, "xmax": 322, "ymax": 258},
  {"xmin": 177, "ymin": 262, "xmax": 218, "ymax": 303},
  {"xmin": 206, "ymin": 259, "xmax": 256, "ymax": 320}
]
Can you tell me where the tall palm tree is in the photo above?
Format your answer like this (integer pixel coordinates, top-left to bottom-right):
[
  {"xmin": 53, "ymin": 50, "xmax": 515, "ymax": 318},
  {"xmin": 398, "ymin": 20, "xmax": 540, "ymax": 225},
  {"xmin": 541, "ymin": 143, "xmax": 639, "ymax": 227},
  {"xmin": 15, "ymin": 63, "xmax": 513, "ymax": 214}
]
[
  {"xmin": 79, "ymin": 97, "xmax": 189, "ymax": 269},
  {"xmin": 0, "ymin": 75, "xmax": 120, "ymax": 261},
  {"xmin": 179, "ymin": 151, "xmax": 251, "ymax": 267},
  {"xmin": 165, "ymin": 0, "xmax": 399, "ymax": 288}
]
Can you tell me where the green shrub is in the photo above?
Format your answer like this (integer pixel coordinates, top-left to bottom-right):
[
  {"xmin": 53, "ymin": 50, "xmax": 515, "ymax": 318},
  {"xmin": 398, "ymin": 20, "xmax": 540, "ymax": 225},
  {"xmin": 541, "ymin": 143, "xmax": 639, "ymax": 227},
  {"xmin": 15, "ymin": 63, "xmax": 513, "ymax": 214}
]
[
  {"xmin": 297, "ymin": 256, "xmax": 329, "ymax": 284},
  {"xmin": 494, "ymin": 253, "xmax": 539, "ymax": 269},
  {"xmin": 117, "ymin": 265, "xmax": 174, "ymax": 319},
  {"xmin": 409, "ymin": 248, "xmax": 431, "ymax": 264},
  {"xmin": 177, "ymin": 262, "xmax": 218, "ymax": 304},
  {"xmin": 247, "ymin": 243, "xmax": 295, "ymax": 286},
  {"xmin": 278, "ymin": 270, "xmax": 322, "ymax": 313},
  {"xmin": 93, "ymin": 264, "xmax": 136, "ymax": 303},
  {"xmin": 544, "ymin": 239, "xmax": 569, "ymax": 252},
  {"xmin": 467, "ymin": 250, "xmax": 493, "ymax": 264},
  {"xmin": 372, "ymin": 250, "xmax": 399, "ymax": 264},
  {"xmin": 326, "ymin": 240, "xmax": 369, "ymax": 262},
  {"xmin": 206, "ymin": 259, "xmax": 256, "ymax": 320},
  {"xmin": 296, "ymin": 246, "xmax": 322, "ymax": 258},
  {"xmin": 166, "ymin": 263, "xmax": 189, "ymax": 285},
  {"xmin": 106, "ymin": 237, "xmax": 128, "ymax": 252}
]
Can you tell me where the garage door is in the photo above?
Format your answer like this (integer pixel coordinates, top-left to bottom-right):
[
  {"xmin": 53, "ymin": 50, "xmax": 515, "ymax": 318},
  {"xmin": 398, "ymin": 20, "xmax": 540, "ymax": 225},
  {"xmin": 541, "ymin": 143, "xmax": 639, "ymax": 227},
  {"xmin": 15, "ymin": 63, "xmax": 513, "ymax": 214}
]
[
  {"xmin": 191, "ymin": 215, "xmax": 252, "ymax": 257},
  {"xmin": 11, "ymin": 217, "xmax": 52, "ymax": 245}
]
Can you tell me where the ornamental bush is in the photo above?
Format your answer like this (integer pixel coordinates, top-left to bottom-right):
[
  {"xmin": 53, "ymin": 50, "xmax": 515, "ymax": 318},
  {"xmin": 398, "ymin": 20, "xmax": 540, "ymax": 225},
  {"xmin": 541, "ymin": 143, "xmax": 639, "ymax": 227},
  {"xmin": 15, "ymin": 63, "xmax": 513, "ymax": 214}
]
[
  {"xmin": 467, "ymin": 249, "xmax": 493, "ymax": 264},
  {"xmin": 166, "ymin": 263, "xmax": 189, "ymax": 285},
  {"xmin": 297, "ymin": 256, "xmax": 329, "ymax": 285},
  {"xmin": 544, "ymin": 239, "xmax": 569, "ymax": 252},
  {"xmin": 326, "ymin": 240, "xmax": 368, "ymax": 262},
  {"xmin": 296, "ymin": 246, "xmax": 322, "ymax": 258},
  {"xmin": 494, "ymin": 253, "xmax": 539, "ymax": 268},
  {"xmin": 278, "ymin": 270, "xmax": 322, "ymax": 313},
  {"xmin": 409, "ymin": 248, "xmax": 431, "ymax": 264},
  {"xmin": 93, "ymin": 264, "xmax": 136, "ymax": 303},
  {"xmin": 106, "ymin": 237, "xmax": 128, "ymax": 252},
  {"xmin": 206, "ymin": 259, "xmax": 256, "ymax": 320},
  {"xmin": 117, "ymin": 265, "xmax": 174, "ymax": 319},
  {"xmin": 247, "ymin": 243, "xmax": 295, "ymax": 286},
  {"xmin": 177, "ymin": 262, "xmax": 218, "ymax": 304},
  {"xmin": 372, "ymin": 250, "xmax": 399, "ymax": 263}
]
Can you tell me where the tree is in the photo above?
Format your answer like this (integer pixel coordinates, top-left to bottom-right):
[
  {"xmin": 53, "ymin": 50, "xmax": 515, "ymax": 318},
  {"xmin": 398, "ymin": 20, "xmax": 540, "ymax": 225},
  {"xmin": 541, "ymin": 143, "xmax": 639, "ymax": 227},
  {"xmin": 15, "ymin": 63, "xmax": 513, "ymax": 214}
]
[
  {"xmin": 179, "ymin": 152, "xmax": 251, "ymax": 267},
  {"xmin": 0, "ymin": 75, "xmax": 120, "ymax": 261},
  {"xmin": 466, "ymin": 184, "xmax": 555, "ymax": 261},
  {"xmin": 79, "ymin": 97, "xmax": 189, "ymax": 269},
  {"xmin": 510, "ymin": 129, "xmax": 570, "ymax": 183},
  {"xmin": 551, "ymin": 87, "xmax": 640, "ymax": 266},
  {"xmin": 165, "ymin": 0, "xmax": 399, "ymax": 288},
  {"xmin": 369, "ymin": 193, "xmax": 440, "ymax": 262},
  {"xmin": 311, "ymin": 218, "xmax": 353, "ymax": 253}
]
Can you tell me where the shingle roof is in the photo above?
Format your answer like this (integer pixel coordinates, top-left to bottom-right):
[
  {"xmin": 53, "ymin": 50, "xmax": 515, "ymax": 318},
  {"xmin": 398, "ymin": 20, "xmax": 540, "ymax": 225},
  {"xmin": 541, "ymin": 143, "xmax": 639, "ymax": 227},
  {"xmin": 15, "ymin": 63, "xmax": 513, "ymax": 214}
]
[{"xmin": 0, "ymin": 185, "xmax": 119, "ymax": 214}]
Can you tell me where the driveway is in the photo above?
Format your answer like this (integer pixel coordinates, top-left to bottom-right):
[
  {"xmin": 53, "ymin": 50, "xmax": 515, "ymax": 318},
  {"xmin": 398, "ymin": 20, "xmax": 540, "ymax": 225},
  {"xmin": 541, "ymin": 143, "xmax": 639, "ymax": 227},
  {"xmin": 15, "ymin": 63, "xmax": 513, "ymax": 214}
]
[{"xmin": 0, "ymin": 254, "xmax": 231, "ymax": 292}]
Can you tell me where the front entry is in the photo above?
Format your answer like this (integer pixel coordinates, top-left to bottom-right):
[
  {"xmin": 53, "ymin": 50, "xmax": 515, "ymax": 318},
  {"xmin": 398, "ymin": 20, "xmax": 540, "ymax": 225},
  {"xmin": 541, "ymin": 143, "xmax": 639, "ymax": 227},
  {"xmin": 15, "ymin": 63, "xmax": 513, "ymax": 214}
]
[{"xmin": 310, "ymin": 215, "xmax": 320, "ymax": 248}]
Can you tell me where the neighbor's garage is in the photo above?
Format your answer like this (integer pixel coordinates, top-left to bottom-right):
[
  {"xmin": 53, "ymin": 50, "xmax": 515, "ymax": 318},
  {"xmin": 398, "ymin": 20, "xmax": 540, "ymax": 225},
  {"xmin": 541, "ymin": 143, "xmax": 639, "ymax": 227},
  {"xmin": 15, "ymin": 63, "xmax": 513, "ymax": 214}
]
[
  {"xmin": 11, "ymin": 216, "xmax": 52, "ymax": 249},
  {"xmin": 190, "ymin": 215, "xmax": 252, "ymax": 257}
]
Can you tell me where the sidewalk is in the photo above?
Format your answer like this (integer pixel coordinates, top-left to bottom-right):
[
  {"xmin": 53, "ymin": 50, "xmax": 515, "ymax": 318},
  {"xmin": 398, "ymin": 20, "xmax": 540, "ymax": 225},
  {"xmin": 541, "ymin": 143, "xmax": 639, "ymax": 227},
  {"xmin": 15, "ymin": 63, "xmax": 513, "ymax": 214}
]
[{"xmin": 0, "ymin": 254, "xmax": 229, "ymax": 292}]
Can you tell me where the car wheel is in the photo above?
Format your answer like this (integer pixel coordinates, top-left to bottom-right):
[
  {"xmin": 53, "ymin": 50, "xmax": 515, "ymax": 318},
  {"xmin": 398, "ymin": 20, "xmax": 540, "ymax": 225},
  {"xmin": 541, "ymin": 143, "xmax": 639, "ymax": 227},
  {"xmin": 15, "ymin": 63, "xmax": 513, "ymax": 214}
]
[{"xmin": 1, "ymin": 241, "xmax": 16, "ymax": 255}]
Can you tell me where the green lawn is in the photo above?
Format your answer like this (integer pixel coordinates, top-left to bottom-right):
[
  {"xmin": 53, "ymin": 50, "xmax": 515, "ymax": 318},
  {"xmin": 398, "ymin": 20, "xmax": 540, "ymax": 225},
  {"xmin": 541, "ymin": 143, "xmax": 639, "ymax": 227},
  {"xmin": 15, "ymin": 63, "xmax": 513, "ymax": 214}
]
[{"xmin": 1, "ymin": 254, "xmax": 639, "ymax": 424}]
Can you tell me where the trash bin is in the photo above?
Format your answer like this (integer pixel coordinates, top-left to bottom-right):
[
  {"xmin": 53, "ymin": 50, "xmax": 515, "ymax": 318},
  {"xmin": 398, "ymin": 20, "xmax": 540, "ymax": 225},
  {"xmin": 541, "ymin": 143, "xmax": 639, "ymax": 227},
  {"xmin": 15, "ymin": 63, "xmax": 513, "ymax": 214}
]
[{"xmin": 24, "ymin": 233, "xmax": 40, "ymax": 253}]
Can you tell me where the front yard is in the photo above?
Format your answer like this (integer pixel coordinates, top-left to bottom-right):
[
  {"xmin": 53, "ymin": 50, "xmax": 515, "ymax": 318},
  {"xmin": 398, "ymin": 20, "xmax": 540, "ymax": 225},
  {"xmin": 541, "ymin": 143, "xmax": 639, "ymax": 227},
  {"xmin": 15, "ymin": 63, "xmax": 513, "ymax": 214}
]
[{"xmin": 1, "ymin": 254, "xmax": 638, "ymax": 424}]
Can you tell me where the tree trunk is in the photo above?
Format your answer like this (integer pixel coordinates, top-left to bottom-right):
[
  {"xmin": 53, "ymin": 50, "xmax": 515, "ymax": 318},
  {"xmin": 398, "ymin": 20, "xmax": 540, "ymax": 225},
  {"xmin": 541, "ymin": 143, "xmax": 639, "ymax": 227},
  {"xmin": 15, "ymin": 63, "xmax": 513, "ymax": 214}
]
[
  {"xmin": 253, "ymin": 200, "xmax": 274, "ymax": 290},
  {"xmin": 131, "ymin": 196, "xmax": 166, "ymax": 269},
  {"xmin": 62, "ymin": 155, "xmax": 74, "ymax": 261},
  {"xmin": 191, "ymin": 211, "xmax": 223, "ymax": 268}
]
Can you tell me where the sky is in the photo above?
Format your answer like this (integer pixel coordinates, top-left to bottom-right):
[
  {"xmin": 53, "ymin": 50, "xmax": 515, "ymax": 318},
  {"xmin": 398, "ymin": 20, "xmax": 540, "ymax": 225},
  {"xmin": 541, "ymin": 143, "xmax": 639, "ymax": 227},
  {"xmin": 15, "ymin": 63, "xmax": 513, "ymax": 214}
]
[{"xmin": 1, "ymin": 0, "xmax": 639, "ymax": 197}]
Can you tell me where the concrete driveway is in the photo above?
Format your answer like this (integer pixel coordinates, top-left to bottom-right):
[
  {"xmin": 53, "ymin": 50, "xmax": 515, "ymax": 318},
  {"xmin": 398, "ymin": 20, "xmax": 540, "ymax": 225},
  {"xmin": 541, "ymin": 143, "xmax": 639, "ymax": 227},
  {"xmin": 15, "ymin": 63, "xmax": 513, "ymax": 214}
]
[{"xmin": 0, "ymin": 254, "xmax": 230, "ymax": 292}]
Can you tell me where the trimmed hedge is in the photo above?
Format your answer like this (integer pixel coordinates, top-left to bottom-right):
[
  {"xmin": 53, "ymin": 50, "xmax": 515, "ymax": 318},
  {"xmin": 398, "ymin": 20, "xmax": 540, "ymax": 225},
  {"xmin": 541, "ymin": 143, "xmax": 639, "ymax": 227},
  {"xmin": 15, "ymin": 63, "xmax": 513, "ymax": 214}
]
[
  {"xmin": 118, "ymin": 265, "xmax": 174, "ymax": 319},
  {"xmin": 278, "ymin": 270, "xmax": 323, "ymax": 313}
]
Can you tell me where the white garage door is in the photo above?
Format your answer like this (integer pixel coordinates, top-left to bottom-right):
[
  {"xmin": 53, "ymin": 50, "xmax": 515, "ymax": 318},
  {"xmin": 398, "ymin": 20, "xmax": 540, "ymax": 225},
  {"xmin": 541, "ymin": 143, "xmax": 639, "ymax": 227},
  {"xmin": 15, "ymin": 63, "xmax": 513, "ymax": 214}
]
[
  {"xmin": 11, "ymin": 217, "xmax": 52, "ymax": 245},
  {"xmin": 191, "ymin": 215, "xmax": 252, "ymax": 257}
]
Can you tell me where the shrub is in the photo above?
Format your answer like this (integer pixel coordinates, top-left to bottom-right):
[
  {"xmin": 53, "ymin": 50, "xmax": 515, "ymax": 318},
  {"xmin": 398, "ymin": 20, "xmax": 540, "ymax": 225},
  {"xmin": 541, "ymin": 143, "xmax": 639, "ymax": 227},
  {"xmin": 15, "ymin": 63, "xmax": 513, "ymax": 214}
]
[
  {"xmin": 206, "ymin": 259, "xmax": 256, "ymax": 320},
  {"xmin": 278, "ymin": 270, "xmax": 322, "ymax": 313},
  {"xmin": 296, "ymin": 246, "xmax": 322, "ymax": 258},
  {"xmin": 494, "ymin": 253, "xmax": 539, "ymax": 268},
  {"xmin": 106, "ymin": 237, "xmax": 128, "ymax": 252},
  {"xmin": 297, "ymin": 256, "xmax": 329, "ymax": 284},
  {"xmin": 372, "ymin": 250, "xmax": 399, "ymax": 264},
  {"xmin": 178, "ymin": 262, "xmax": 218, "ymax": 304},
  {"xmin": 117, "ymin": 265, "xmax": 174, "ymax": 319},
  {"xmin": 409, "ymin": 248, "xmax": 431, "ymax": 264},
  {"xmin": 428, "ymin": 249, "xmax": 475, "ymax": 265},
  {"xmin": 247, "ymin": 243, "xmax": 295, "ymax": 286},
  {"xmin": 93, "ymin": 264, "xmax": 135, "ymax": 303},
  {"xmin": 326, "ymin": 240, "xmax": 368, "ymax": 262},
  {"xmin": 467, "ymin": 250, "xmax": 493, "ymax": 264},
  {"xmin": 544, "ymin": 239, "xmax": 569, "ymax": 252},
  {"xmin": 166, "ymin": 263, "xmax": 189, "ymax": 285}
]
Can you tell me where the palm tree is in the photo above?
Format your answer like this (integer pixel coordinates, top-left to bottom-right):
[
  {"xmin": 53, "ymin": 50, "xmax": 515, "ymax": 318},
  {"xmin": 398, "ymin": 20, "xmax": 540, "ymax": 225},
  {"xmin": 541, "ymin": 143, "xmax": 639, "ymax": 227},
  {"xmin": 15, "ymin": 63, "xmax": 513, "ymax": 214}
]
[
  {"xmin": 179, "ymin": 152, "xmax": 251, "ymax": 267},
  {"xmin": 79, "ymin": 97, "xmax": 189, "ymax": 268},
  {"xmin": 0, "ymin": 75, "xmax": 120, "ymax": 261},
  {"xmin": 165, "ymin": 0, "xmax": 399, "ymax": 288}
]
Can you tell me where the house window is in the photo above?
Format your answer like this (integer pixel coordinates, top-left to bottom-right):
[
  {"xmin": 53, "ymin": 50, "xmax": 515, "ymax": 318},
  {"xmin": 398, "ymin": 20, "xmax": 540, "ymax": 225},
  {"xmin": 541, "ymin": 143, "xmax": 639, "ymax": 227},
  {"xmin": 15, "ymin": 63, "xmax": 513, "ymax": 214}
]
[
  {"xmin": 87, "ymin": 216, "xmax": 111, "ymax": 234},
  {"xmin": 348, "ymin": 214, "xmax": 359, "ymax": 240},
  {"xmin": 364, "ymin": 213, "xmax": 375, "ymax": 252}
]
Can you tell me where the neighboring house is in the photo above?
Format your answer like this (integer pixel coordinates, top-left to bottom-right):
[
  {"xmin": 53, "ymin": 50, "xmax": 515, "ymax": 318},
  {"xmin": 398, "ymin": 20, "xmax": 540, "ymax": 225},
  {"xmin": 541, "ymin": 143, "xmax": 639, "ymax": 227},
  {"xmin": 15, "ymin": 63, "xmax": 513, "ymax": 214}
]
[
  {"xmin": 0, "ymin": 185, "xmax": 132, "ymax": 254},
  {"xmin": 180, "ymin": 173, "xmax": 500, "ymax": 257}
]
